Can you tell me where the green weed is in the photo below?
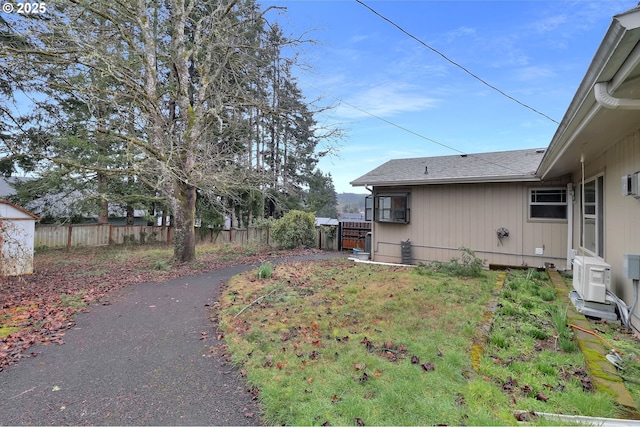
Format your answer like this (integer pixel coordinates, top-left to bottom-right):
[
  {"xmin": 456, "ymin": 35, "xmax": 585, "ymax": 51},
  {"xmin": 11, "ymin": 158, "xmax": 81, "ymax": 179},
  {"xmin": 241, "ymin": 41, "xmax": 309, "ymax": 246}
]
[
  {"xmin": 256, "ymin": 261, "xmax": 273, "ymax": 279},
  {"xmin": 59, "ymin": 292, "xmax": 86, "ymax": 309}
]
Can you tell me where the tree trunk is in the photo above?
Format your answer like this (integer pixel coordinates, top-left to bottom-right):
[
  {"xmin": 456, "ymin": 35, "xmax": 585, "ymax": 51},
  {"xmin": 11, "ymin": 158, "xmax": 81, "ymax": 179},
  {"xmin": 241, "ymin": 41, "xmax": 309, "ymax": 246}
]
[
  {"xmin": 126, "ymin": 205, "xmax": 134, "ymax": 225},
  {"xmin": 173, "ymin": 180, "xmax": 197, "ymax": 262},
  {"xmin": 97, "ymin": 172, "xmax": 109, "ymax": 224}
]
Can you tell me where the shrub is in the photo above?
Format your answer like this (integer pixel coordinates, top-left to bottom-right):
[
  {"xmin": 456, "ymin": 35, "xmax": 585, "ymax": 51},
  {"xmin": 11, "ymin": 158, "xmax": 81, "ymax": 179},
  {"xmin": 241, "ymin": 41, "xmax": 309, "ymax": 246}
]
[
  {"xmin": 257, "ymin": 261, "xmax": 273, "ymax": 279},
  {"xmin": 270, "ymin": 210, "xmax": 316, "ymax": 249},
  {"xmin": 428, "ymin": 247, "xmax": 486, "ymax": 278}
]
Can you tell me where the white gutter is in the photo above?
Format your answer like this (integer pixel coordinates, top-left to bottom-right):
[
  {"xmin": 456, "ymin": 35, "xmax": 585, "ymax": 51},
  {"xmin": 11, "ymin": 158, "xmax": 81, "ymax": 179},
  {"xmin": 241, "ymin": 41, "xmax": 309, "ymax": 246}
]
[{"xmin": 594, "ymin": 81, "xmax": 640, "ymax": 109}]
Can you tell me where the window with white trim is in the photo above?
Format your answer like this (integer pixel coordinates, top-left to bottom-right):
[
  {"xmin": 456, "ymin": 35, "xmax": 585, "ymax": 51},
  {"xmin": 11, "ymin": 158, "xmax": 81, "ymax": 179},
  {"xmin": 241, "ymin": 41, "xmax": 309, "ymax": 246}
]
[
  {"xmin": 529, "ymin": 187, "xmax": 567, "ymax": 220},
  {"xmin": 366, "ymin": 193, "xmax": 409, "ymax": 223},
  {"xmin": 580, "ymin": 176, "xmax": 604, "ymax": 257},
  {"xmin": 364, "ymin": 196, "xmax": 373, "ymax": 221}
]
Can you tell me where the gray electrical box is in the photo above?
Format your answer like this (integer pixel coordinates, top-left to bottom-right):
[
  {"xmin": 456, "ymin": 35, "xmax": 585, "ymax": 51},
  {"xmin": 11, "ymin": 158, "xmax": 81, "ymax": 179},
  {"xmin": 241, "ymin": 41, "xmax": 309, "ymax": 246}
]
[
  {"xmin": 622, "ymin": 175, "xmax": 632, "ymax": 196},
  {"xmin": 622, "ymin": 173, "xmax": 640, "ymax": 198},
  {"xmin": 624, "ymin": 254, "xmax": 640, "ymax": 280}
]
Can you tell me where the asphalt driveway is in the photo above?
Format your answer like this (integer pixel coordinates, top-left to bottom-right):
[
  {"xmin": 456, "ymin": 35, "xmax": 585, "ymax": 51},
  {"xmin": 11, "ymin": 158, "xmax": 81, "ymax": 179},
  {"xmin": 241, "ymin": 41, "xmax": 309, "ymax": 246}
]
[{"xmin": 0, "ymin": 252, "xmax": 343, "ymax": 425}]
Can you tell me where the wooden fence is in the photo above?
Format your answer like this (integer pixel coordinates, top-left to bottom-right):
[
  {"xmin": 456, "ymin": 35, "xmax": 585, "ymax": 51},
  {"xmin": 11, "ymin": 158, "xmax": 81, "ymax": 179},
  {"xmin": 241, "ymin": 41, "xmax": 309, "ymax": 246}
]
[{"xmin": 34, "ymin": 223, "xmax": 339, "ymax": 251}]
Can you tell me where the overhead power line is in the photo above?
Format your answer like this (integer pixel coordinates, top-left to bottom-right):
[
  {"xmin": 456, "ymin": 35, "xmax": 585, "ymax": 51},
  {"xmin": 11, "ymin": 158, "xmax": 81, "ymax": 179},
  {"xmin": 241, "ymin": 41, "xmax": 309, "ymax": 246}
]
[
  {"xmin": 319, "ymin": 89, "xmax": 535, "ymax": 176},
  {"xmin": 355, "ymin": 0, "xmax": 560, "ymax": 125}
]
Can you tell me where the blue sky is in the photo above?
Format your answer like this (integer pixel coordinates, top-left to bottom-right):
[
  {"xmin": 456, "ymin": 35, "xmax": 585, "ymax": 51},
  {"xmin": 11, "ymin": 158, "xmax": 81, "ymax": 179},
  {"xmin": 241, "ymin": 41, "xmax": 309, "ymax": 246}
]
[{"xmin": 260, "ymin": 0, "xmax": 639, "ymax": 193}]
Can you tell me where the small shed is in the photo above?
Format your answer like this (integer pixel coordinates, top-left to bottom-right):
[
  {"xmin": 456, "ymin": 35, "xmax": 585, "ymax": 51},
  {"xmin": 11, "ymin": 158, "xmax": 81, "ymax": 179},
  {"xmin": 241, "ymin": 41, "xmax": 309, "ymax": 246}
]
[{"xmin": 0, "ymin": 199, "xmax": 40, "ymax": 276}]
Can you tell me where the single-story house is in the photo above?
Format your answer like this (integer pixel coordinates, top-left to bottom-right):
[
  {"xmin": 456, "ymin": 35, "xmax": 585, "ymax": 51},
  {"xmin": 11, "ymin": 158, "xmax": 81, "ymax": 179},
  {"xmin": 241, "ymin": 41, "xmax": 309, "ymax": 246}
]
[
  {"xmin": 0, "ymin": 199, "xmax": 40, "ymax": 276},
  {"xmin": 351, "ymin": 5, "xmax": 640, "ymax": 322},
  {"xmin": 350, "ymin": 148, "xmax": 569, "ymax": 268}
]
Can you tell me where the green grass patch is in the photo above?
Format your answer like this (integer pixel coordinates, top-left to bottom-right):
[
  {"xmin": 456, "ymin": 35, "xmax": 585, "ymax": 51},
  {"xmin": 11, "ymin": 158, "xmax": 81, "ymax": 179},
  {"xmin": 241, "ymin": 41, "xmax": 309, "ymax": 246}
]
[
  {"xmin": 0, "ymin": 326, "xmax": 20, "ymax": 338},
  {"xmin": 474, "ymin": 269, "xmax": 621, "ymax": 421},
  {"xmin": 59, "ymin": 292, "xmax": 87, "ymax": 309},
  {"xmin": 219, "ymin": 262, "xmax": 628, "ymax": 425},
  {"xmin": 212, "ymin": 241, "xmax": 265, "ymax": 261},
  {"xmin": 220, "ymin": 259, "xmax": 498, "ymax": 425}
]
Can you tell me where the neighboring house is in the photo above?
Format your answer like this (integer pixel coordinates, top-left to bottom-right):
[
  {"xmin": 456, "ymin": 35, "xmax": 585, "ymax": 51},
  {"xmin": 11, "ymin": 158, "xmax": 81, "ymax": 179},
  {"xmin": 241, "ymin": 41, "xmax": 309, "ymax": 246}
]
[
  {"xmin": 0, "ymin": 176, "xmax": 25, "ymax": 198},
  {"xmin": 315, "ymin": 217, "xmax": 339, "ymax": 227},
  {"xmin": 0, "ymin": 199, "xmax": 40, "ymax": 276},
  {"xmin": 351, "ymin": 6, "xmax": 640, "ymax": 325},
  {"xmin": 339, "ymin": 212, "xmax": 365, "ymax": 221},
  {"xmin": 16, "ymin": 189, "xmax": 149, "ymax": 225},
  {"xmin": 2, "ymin": 177, "xmax": 150, "ymax": 225}
]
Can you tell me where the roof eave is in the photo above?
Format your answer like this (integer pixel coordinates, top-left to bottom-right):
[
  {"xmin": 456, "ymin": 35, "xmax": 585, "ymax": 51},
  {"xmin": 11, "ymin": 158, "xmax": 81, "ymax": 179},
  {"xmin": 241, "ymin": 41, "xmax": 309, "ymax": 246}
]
[
  {"xmin": 538, "ymin": 6, "xmax": 640, "ymax": 179},
  {"xmin": 350, "ymin": 175, "xmax": 540, "ymax": 187},
  {"xmin": 0, "ymin": 199, "xmax": 41, "ymax": 221}
]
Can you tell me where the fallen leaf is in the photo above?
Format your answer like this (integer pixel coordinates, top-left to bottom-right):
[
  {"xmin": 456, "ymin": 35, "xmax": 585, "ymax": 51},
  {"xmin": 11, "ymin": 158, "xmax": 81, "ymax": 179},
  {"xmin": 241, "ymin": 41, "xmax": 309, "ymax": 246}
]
[
  {"xmin": 535, "ymin": 392, "xmax": 548, "ymax": 402},
  {"xmin": 355, "ymin": 417, "xmax": 365, "ymax": 426},
  {"xmin": 422, "ymin": 362, "xmax": 435, "ymax": 372},
  {"xmin": 514, "ymin": 411, "xmax": 537, "ymax": 422},
  {"xmin": 411, "ymin": 355, "xmax": 420, "ymax": 364},
  {"xmin": 52, "ymin": 386, "xmax": 61, "ymax": 392}
]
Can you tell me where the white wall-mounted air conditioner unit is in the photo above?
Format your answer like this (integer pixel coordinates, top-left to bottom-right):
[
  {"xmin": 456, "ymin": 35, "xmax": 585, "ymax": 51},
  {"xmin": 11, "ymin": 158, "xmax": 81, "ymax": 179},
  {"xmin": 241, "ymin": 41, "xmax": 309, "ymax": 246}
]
[{"xmin": 572, "ymin": 256, "xmax": 611, "ymax": 304}]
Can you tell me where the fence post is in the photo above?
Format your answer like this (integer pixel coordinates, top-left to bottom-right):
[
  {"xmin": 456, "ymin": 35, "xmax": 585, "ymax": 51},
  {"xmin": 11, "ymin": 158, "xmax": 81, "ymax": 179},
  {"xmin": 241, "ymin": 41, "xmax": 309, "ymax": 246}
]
[{"xmin": 67, "ymin": 225, "xmax": 72, "ymax": 250}]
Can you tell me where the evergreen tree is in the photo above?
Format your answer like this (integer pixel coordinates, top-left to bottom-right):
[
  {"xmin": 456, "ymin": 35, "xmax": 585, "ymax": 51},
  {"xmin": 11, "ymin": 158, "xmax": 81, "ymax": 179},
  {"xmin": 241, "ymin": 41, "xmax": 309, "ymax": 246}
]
[{"xmin": 307, "ymin": 170, "xmax": 338, "ymax": 218}]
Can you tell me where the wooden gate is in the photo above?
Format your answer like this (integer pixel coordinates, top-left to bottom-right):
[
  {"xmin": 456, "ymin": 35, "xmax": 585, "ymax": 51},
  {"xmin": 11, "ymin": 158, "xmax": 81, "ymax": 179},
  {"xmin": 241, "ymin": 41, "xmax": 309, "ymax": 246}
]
[{"xmin": 340, "ymin": 221, "xmax": 371, "ymax": 251}]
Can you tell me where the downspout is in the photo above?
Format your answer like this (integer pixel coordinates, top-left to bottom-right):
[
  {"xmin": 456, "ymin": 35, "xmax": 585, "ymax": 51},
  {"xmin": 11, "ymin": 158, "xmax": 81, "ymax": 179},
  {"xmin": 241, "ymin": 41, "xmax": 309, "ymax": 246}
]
[
  {"xmin": 566, "ymin": 182, "xmax": 574, "ymax": 270},
  {"xmin": 365, "ymin": 185, "xmax": 374, "ymax": 259},
  {"xmin": 594, "ymin": 81, "xmax": 640, "ymax": 109}
]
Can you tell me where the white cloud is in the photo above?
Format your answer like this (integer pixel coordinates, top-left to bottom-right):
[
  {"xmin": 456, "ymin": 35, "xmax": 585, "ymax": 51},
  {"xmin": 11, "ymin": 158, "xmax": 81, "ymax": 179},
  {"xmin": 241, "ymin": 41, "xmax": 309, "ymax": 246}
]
[
  {"xmin": 529, "ymin": 14, "xmax": 568, "ymax": 34},
  {"xmin": 348, "ymin": 34, "xmax": 370, "ymax": 44},
  {"xmin": 515, "ymin": 66, "xmax": 556, "ymax": 82},
  {"xmin": 444, "ymin": 26, "xmax": 477, "ymax": 44},
  {"xmin": 335, "ymin": 82, "xmax": 439, "ymax": 119}
]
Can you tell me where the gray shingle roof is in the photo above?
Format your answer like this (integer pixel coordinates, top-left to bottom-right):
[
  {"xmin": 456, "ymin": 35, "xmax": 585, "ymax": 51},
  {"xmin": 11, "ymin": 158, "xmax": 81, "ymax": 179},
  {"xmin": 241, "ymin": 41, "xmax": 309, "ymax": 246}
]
[
  {"xmin": 350, "ymin": 148, "xmax": 545, "ymax": 187},
  {"xmin": 0, "ymin": 177, "xmax": 30, "ymax": 197}
]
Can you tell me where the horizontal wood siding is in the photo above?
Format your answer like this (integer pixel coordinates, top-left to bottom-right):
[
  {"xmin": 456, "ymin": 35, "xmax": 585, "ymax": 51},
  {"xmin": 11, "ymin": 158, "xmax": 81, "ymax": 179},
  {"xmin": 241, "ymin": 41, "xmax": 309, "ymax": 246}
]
[{"xmin": 372, "ymin": 182, "xmax": 567, "ymax": 268}]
